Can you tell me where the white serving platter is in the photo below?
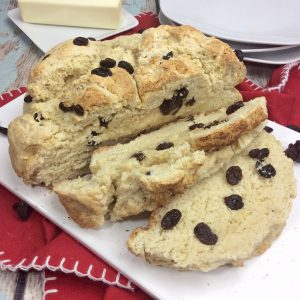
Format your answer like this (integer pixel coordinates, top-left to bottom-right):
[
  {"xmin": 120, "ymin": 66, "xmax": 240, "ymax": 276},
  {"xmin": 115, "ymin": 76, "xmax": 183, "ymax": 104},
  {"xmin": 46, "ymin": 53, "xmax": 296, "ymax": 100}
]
[
  {"xmin": 8, "ymin": 8, "xmax": 138, "ymax": 53},
  {"xmin": 0, "ymin": 95, "xmax": 300, "ymax": 300},
  {"xmin": 160, "ymin": 0, "xmax": 300, "ymax": 45}
]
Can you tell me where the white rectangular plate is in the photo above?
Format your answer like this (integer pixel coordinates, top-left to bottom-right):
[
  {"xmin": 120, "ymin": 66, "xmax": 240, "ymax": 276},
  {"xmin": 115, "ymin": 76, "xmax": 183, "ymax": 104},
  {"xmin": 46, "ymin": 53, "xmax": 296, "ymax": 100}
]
[
  {"xmin": 1, "ymin": 95, "xmax": 300, "ymax": 300},
  {"xmin": 8, "ymin": 8, "xmax": 138, "ymax": 53}
]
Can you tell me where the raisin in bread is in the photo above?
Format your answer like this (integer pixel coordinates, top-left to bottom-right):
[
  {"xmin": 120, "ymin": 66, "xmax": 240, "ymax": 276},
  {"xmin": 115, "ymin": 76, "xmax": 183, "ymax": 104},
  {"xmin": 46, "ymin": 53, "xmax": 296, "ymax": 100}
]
[
  {"xmin": 127, "ymin": 131, "xmax": 296, "ymax": 271},
  {"xmin": 8, "ymin": 25, "xmax": 245, "ymax": 186},
  {"xmin": 53, "ymin": 97, "xmax": 267, "ymax": 228}
]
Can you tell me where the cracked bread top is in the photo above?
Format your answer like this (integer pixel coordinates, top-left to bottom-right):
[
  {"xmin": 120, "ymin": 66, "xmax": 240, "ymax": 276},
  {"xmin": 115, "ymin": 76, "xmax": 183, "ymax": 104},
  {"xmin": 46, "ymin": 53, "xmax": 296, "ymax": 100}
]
[{"xmin": 28, "ymin": 25, "xmax": 246, "ymax": 111}]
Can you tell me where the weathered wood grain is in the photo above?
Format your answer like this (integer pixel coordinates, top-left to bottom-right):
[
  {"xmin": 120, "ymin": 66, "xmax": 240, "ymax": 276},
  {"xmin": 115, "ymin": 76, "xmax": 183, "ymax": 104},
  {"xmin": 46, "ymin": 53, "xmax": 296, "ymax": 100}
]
[
  {"xmin": 0, "ymin": 271, "xmax": 17, "ymax": 299},
  {"xmin": 24, "ymin": 272, "xmax": 44, "ymax": 300},
  {"xmin": 8, "ymin": 44, "xmax": 41, "ymax": 91},
  {"xmin": 0, "ymin": 0, "xmax": 41, "ymax": 93}
]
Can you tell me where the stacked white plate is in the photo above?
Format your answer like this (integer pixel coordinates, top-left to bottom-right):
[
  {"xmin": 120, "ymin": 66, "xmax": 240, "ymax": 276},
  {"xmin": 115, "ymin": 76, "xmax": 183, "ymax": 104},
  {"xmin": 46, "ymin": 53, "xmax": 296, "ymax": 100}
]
[{"xmin": 160, "ymin": 0, "xmax": 300, "ymax": 65}]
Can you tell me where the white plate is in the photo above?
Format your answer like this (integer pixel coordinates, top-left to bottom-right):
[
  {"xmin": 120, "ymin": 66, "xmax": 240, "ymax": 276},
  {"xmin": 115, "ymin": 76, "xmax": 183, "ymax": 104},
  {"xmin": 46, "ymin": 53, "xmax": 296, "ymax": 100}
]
[
  {"xmin": 224, "ymin": 41, "xmax": 298, "ymax": 54},
  {"xmin": 158, "ymin": 11, "xmax": 177, "ymax": 26},
  {"xmin": 158, "ymin": 12, "xmax": 300, "ymax": 60},
  {"xmin": 160, "ymin": 0, "xmax": 300, "ymax": 45},
  {"xmin": 1, "ymin": 95, "xmax": 300, "ymax": 300},
  {"xmin": 8, "ymin": 8, "xmax": 138, "ymax": 53},
  {"xmin": 243, "ymin": 46, "xmax": 300, "ymax": 65}
]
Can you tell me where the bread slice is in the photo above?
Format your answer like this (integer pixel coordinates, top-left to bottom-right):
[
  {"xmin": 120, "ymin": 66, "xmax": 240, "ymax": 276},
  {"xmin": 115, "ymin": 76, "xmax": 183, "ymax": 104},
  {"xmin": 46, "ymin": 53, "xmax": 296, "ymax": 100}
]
[
  {"xmin": 127, "ymin": 132, "xmax": 296, "ymax": 271},
  {"xmin": 8, "ymin": 25, "xmax": 245, "ymax": 186},
  {"xmin": 53, "ymin": 97, "xmax": 267, "ymax": 228}
]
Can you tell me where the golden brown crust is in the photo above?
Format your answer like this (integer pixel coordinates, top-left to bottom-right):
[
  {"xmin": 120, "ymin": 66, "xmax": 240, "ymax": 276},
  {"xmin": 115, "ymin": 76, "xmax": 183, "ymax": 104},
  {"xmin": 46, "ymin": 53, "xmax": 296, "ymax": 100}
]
[
  {"xmin": 191, "ymin": 105, "xmax": 268, "ymax": 151},
  {"xmin": 59, "ymin": 195, "xmax": 104, "ymax": 229},
  {"xmin": 59, "ymin": 195, "xmax": 104, "ymax": 228}
]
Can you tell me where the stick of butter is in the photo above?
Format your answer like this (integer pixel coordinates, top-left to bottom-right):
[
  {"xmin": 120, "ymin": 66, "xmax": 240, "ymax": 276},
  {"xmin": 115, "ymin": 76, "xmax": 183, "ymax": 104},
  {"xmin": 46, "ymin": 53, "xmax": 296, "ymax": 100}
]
[{"xmin": 18, "ymin": 0, "xmax": 122, "ymax": 29}]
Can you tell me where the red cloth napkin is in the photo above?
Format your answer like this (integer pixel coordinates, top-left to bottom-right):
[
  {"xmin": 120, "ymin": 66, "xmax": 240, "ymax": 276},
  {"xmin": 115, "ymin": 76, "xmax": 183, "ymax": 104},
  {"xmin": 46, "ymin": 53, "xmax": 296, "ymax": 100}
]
[{"xmin": 1, "ymin": 12, "xmax": 300, "ymax": 299}]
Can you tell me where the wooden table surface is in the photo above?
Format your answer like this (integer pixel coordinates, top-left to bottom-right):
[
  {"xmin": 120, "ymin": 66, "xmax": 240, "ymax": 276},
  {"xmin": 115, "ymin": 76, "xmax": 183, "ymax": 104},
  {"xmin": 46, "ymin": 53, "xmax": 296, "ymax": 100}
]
[{"xmin": 0, "ymin": 0, "xmax": 276, "ymax": 299}]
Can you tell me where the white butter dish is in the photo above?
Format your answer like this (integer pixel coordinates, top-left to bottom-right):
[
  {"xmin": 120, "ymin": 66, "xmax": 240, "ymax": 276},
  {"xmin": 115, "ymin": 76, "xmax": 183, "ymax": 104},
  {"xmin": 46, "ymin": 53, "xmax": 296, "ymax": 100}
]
[{"xmin": 8, "ymin": 8, "xmax": 138, "ymax": 53}]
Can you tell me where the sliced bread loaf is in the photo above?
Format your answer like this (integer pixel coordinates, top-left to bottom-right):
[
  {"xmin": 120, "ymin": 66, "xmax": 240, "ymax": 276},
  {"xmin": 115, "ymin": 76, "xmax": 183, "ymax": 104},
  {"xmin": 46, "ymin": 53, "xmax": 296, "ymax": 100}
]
[
  {"xmin": 53, "ymin": 97, "xmax": 267, "ymax": 228},
  {"xmin": 127, "ymin": 131, "xmax": 296, "ymax": 271},
  {"xmin": 8, "ymin": 25, "xmax": 245, "ymax": 186}
]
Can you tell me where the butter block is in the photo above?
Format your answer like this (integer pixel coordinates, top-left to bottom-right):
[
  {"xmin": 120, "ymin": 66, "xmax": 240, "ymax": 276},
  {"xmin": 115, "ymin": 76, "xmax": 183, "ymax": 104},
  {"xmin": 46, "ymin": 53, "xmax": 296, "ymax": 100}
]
[{"xmin": 18, "ymin": 0, "xmax": 122, "ymax": 29}]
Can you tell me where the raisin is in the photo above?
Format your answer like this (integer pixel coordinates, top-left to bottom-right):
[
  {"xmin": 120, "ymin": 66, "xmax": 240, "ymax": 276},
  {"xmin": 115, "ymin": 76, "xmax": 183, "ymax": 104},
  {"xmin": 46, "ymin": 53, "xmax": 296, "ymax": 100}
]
[
  {"xmin": 287, "ymin": 125, "xmax": 300, "ymax": 133},
  {"xmin": 73, "ymin": 37, "xmax": 89, "ymax": 46},
  {"xmin": 204, "ymin": 120, "xmax": 221, "ymax": 129},
  {"xmin": 0, "ymin": 126, "xmax": 8, "ymax": 135},
  {"xmin": 248, "ymin": 148, "xmax": 269, "ymax": 160},
  {"xmin": 159, "ymin": 88, "xmax": 189, "ymax": 115},
  {"xmin": 159, "ymin": 99, "xmax": 173, "ymax": 115},
  {"xmin": 91, "ymin": 131, "xmax": 100, "ymax": 136},
  {"xmin": 99, "ymin": 117, "xmax": 109, "ymax": 128},
  {"xmin": 91, "ymin": 67, "xmax": 112, "ymax": 77},
  {"xmin": 175, "ymin": 87, "xmax": 189, "ymax": 99},
  {"xmin": 285, "ymin": 145, "xmax": 298, "ymax": 161},
  {"xmin": 226, "ymin": 101, "xmax": 244, "ymax": 115},
  {"xmin": 162, "ymin": 51, "xmax": 173, "ymax": 60},
  {"xmin": 285, "ymin": 141, "xmax": 300, "ymax": 162},
  {"xmin": 33, "ymin": 112, "xmax": 44, "ymax": 122},
  {"xmin": 171, "ymin": 97, "xmax": 183, "ymax": 115},
  {"xmin": 42, "ymin": 54, "xmax": 50, "ymax": 61},
  {"xmin": 88, "ymin": 37, "xmax": 96, "ymax": 41},
  {"xmin": 156, "ymin": 142, "xmax": 174, "ymax": 151},
  {"xmin": 234, "ymin": 49, "xmax": 244, "ymax": 62},
  {"xmin": 59, "ymin": 103, "xmax": 84, "ymax": 116},
  {"xmin": 194, "ymin": 222, "xmax": 218, "ymax": 245},
  {"xmin": 87, "ymin": 140, "xmax": 96, "ymax": 146},
  {"xmin": 100, "ymin": 58, "xmax": 116, "ymax": 68},
  {"xmin": 226, "ymin": 166, "xmax": 242, "ymax": 185},
  {"xmin": 24, "ymin": 95, "xmax": 33, "ymax": 103},
  {"xmin": 73, "ymin": 104, "xmax": 84, "ymax": 116},
  {"xmin": 256, "ymin": 162, "xmax": 276, "ymax": 178},
  {"xmin": 13, "ymin": 201, "xmax": 32, "ymax": 221},
  {"xmin": 257, "ymin": 148, "xmax": 269, "ymax": 160},
  {"xmin": 249, "ymin": 148, "xmax": 260, "ymax": 159},
  {"xmin": 118, "ymin": 61, "xmax": 134, "ymax": 74},
  {"xmin": 185, "ymin": 97, "xmax": 195, "ymax": 106},
  {"xmin": 224, "ymin": 194, "xmax": 244, "ymax": 210},
  {"xmin": 59, "ymin": 102, "xmax": 71, "ymax": 112},
  {"xmin": 189, "ymin": 123, "xmax": 204, "ymax": 131},
  {"xmin": 264, "ymin": 126, "xmax": 273, "ymax": 133},
  {"xmin": 161, "ymin": 209, "xmax": 182, "ymax": 229},
  {"xmin": 146, "ymin": 171, "xmax": 151, "ymax": 175},
  {"xmin": 131, "ymin": 151, "xmax": 146, "ymax": 162}
]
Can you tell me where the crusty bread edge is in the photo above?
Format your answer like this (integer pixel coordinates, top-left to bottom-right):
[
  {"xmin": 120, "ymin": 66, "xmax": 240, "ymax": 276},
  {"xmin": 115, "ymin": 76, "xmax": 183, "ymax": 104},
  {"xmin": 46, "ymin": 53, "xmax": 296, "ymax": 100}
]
[
  {"xmin": 58, "ymin": 194, "xmax": 105, "ymax": 229},
  {"xmin": 127, "ymin": 220, "xmax": 286, "ymax": 271},
  {"xmin": 191, "ymin": 102, "xmax": 268, "ymax": 151}
]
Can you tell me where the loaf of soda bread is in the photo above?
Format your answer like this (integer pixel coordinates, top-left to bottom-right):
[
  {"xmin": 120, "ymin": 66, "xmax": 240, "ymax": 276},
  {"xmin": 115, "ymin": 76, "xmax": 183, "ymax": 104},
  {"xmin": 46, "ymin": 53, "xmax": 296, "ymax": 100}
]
[
  {"xmin": 127, "ymin": 131, "xmax": 296, "ymax": 271},
  {"xmin": 8, "ymin": 25, "xmax": 246, "ymax": 186},
  {"xmin": 53, "ymin": 97, "xmax": 267, "ymax": 228}
]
